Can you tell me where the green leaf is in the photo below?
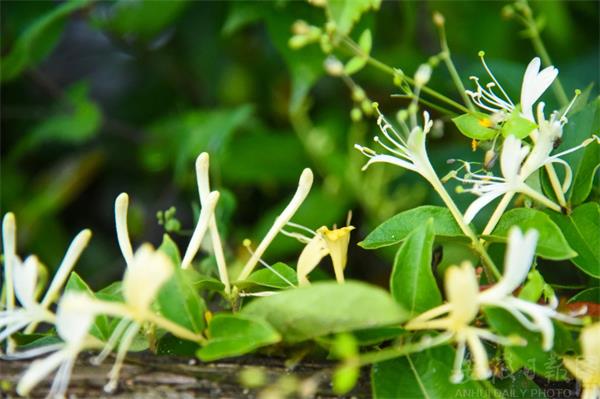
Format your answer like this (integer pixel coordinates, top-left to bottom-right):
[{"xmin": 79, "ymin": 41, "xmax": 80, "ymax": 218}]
[
  {"xmin": 326, "ymin": 0, "xmax": 381, "ymax": 35},
  {"xmin": 452, "ymin": 112, "xmax": 497, "ymax": 141},
  {"xmin": 344, "ymin": 56, "xmax": 368, "ymax": 75},
  {"xmin": 142, "ymin": 106, "xmax": 254, "ymax": 183},
  {"xmin": 500, "ymin": 112, "xmax": 538, "ymax": 139},
  {"xmin": 92, "ymin": 0, "xmax": 189, "ymax": 40},
  {"xmin": 484, "ymin": 307, "xmax": 568, "ymax": 381},
  {"xmin": 569, "ymin": 138, "xmax": 600, "ymax": 206},
  {"xmin": 371, "ymin": 346, "xmax": 489, "ymax": 398},
  {"xmin": 11, "ymin": 82, "xmax": 101, "ymax": 160},
  {"xmin": 353, "ymin": 326, "xmax": 406, "ymax": 346},
  {"xmin": 518, "ymin": 270, "xmax": 545, "ymax": 303},
  {"xmin": 157, "ymin": 267, "xmax": 207, "ymax": 334},
  {"xmin": 1, "ymin": 0, "xmax": 90, "ymax": 82},
  {"xmin": 197, "ymin": 314, "xmax": 280, "ymax": 361},
  {"xmin": 190, "ymin": 275, "xmax": 226, "ymax": 293},
  {"xmin": 568, "ymin": 287, "xmax": 600, "ymax": 303},
  {"xmin": 485, "ymin": 208, "xmax": 576, "ymax": 260},
  {"xmin": 390, "ymin": 220, "xmax": 442, "ymax": 316},
  {"xmin": 158, "ymin": 234, "xmax": 182, "ymax": 266},
  {"xmin": 490, "ymin": 370, "xmax": 547, "ymax": 398},
  {"xmin": 360, "ymin": 206, "xmax": 465, "ymax": 249},
  {"xmin": 241, "ymin": 281, "xmax": 408, "ymax": 343},
  {"xmin": 64, "ymin": 272, "xmax": 111, "ymax": 341},
  {"xmin": 548, "ymin": 202, "xmax": 600, "ymax": 277},
  {"xmin": 344, "ymin": 29, "xmax": 371, "ymax": 75},
  {"xmin": 236, "ymin": 262, "xmax": 298, "ymax": 290},
  {"xmin": 157, "ymin": 334, "xmax": 201, "ymax": 356}
]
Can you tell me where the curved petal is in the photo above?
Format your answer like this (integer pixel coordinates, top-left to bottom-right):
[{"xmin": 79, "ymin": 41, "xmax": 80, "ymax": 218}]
[
  {"xmin": 55, "ymin": 292, "xmax": 96, "ymax": 344},
  {"xmin": 521, "ymin": 58, "xmax": 558, "ymax": 121},
  {"xmin": 296, "ymin": 234, "xmax": 328, "ymax": 285},
  {"xmin": 362, "ymin": 154, "xmax": 418, "ymax": 173},
  {"xmin": 464, "ymin": 189, "xmax": 507, "ymax": 224},
  {"xmin": 500, "ymin": 135, "xmax": 528, "ymax": 179},
  {"xmin": 480, "ymin": 228, "xmax": 538, "ymax": 299},
  {"xmin": 13, "ymin": 256, "xmax": 38, "ymax": 308},
  {"xmin": 16, "ymin": 349, "xmax": 65, "ymax": 396}
]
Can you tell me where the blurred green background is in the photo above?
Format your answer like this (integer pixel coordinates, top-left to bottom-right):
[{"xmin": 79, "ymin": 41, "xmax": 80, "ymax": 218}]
[{"xmin": 1, "ymin": 0, "xmax": 598, "ymax": 288}]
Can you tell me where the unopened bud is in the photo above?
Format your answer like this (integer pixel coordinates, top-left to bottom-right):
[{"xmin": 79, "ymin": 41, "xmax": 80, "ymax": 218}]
[
  {"xmin": 289, "ymin": 35, "xmax": 308, "ymax": 49},
  {"xmin": 414, "ymin": 64, "xmax": 432, "ymax": 87},
  {"xmin": 352, "ymin": 87, "xmax": 366, "ymax": 102},
  {"xmin": 501, "ymin": 5, "xmax": 514, "ymax": 18},
  {"xmin": 292, "ymin": 20, "xmax": 310, "ymax": 36},
  {"xmin": 308, "ymin": 0, "xmax": 327, "ymax": 7},
  {"xmin": 484, "ymin": 149, "xmax": 498, "ymax": 170},
  {"xmin": 396, "ymin": 110, "xmax": 408, "ymax": 123},
  {"xmin": 393, "ymin": 69, "xmax": 404, "ymax": 86},
  {"xmin": 324, "ymin": 56, "xmax": 344, "ymax": 76},
  {"xmin": 433, "ymin": 11, "xmax": 445, "ymax": 27},
  {"xmin": 361, "ymin": 99, "xmax": 373, "ymax": 116},
  {"xmin": 320, "ymin": 35, "xmax": 332, "ymax": 53},
  {"xmin": 350, "ymin": 107, "xmax": 362, "ymax": 122}
]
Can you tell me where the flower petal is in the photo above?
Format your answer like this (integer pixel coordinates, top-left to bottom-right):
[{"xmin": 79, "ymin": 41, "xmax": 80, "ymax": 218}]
[
  {"xmin": 520, "ymin": 57, "xmax": 558, "ymax": 121},
  {"xmin": 464, "ymin": 189, "xmax": 507, "ymax": 224},
  {"xmin": 13, "ymin": 256, "xmax": 39, "ymax": 308},
  {"xmin": 296, "ymin": 234, "xmax": 328, "ymax": 285},
  {"xmin": 16, "ymin": 349, "xmax": 66, "ymax": 396}
]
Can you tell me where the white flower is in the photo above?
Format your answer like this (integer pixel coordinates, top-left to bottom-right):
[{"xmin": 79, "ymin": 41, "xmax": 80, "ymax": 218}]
[
  {"xmin": 14, "ymin": 292, "xmax": 99, "ymax": 398},
  {"xmin": 84, "ymin": 243, "xmax": 177, "ymax": 392},
  {"xmin": 355, "ymin": 109, "xmax": 439, "ymax": 186},
  {"xmin": 459, "ymin": 133, "xmax": 599, "ymax": 223},
  {"xmin": 563, "ymin": 323, "xmax": 600, "ymax": 399},
  {"xmin": 406, "ymin": 227, "xmax": 582, "ymax": 382},
  {"xmin": 466, "ymin": 55, "xmax": 557, "ymax": 123},
  {"xmin": 1, "ymin": 213, "xmax": 91, "ymax": 345}
]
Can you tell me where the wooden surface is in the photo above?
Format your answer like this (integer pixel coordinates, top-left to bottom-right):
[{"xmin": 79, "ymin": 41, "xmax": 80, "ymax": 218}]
[{"xmin": 0, "ymin": 353, "xmax": 371, "ymax": 398}]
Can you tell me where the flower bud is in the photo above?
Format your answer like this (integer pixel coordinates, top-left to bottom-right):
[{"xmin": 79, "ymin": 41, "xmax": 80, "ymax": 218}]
[
  {"xmin": 432, "ymin": 11, "xmax": 445, "ymax": 27},
  {"xmin": 324, "ymin": 56, "xmax": 344, "ymax": 76},
  {"xmin": 350, "ymin": 108, "xmax": 362, "ymax": 122},
  {"xmin": 414, "ymin": 64, "xmax": 432, "ymax": 87}
]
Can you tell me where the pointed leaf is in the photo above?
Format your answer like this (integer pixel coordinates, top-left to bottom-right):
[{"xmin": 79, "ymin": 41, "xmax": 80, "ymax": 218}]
[
  {"xmin": 452, "ymin": 112, "xmax": 497, "ymax": 140},
  {"xmin": 360, "ymin": 206, "xmax": 465, "ymax": 249},
  {"xmin": 241, "ymin": 281, "xmax": 408, "ymax": 343},
  {"xmin": 485, "ymin": 208, "xmax": 576, "ymax": 260},
  {"xmin": 157, "ymin": 267, "xmax": 207, "ymax": 333},
  {"xmin": 197, "ymin": 314, "xmax": 280, "ymax": 361},
  {"xmin": 390, "ymin": 220, "xmax": 442, "ymax": 316}
]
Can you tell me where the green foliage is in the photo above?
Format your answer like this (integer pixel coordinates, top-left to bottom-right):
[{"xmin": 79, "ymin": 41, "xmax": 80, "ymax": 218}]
[
  {"xmin": 64, "ymin": 272, "xmax": 112, "ymax": 341},
  {"xmin": 1, "ymin": 0, "xmax": 90, "ymax": 82},
  {"xmin": 452, "ymin": 112, "xmax": 497, "ymax": 141},
  {"xmin": 485, "ymin": 208, "xmax": 576, "ymax": 260},
  {"xmin": 360, "ymin": 206, "xmax": 464, "ymax": 249},
  {"xmin": 390, "ymin": 220, "xmax": 442, "ymax": 316},
  {"xmin": 548, "ymin": 202, "xmax": 600, "ymax": 277},
  {"xmin": 236, "ymin": 262, "xmax": 298, "ymax": 290},
  {"xmin": 197, "ymin": 314, "xmax": 280, "ymax": 361},
  {"xmin": 371, "ymin": 346, "xmax": 490, "ymax": 398},
  {"xmin": 242, "ymin": 281, "xmax": 409, "ymax": 343},
  {"xmin": 500, "ymin": 111, "xmax": 538, "ymax": 139},
  {"xmin": 325, "ymin": 0, "xmax": 381, "ymax": 35}
]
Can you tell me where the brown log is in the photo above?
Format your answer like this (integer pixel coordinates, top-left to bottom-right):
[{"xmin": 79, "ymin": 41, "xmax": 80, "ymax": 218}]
[{"xmin": 0, "ymin": 353, "xmax": 371, "ymax": 398}]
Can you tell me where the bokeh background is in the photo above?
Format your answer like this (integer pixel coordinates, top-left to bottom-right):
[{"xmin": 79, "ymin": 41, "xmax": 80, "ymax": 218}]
[{"xmin": 2, "ymin": 0, "xmax": 598, "ymax": 288}]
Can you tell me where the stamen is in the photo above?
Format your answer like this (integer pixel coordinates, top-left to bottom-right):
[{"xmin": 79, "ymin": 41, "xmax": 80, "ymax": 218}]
[
  {"xmin": 104, "ymin": 322, "xmax": 141, "ymax": 393},
  {"xmin": 242, "ymin": 241, "xmax": 296, "ymax": 288},
  {"xmin": 91, "ymin": 318, "xmax": 131, "ymax": 366},
  {"xmin": 560, "ymin": 89, "xmax": 581, "ymax": 120},
  {"xmin": 478, "ymin": 51, "xmax": 514, "ymax": 107},
  {"xmin": 286, "ymin": 222, "xmax": 317, "ymax": 237}
]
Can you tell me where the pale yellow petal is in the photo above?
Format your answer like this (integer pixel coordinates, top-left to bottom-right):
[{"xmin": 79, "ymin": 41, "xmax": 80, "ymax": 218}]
[
  {"xmin": 445, "ymin": 262, "xmax": 479, "ymax": 327},
  {"xmin": 297, "ymin": 234, "xmax": 328, "ymax": 285}
]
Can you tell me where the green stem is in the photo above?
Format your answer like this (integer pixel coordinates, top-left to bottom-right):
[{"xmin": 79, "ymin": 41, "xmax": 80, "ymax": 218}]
[
  {"xmin": 357, "ymin": 333, "xmax": 452, "ymax": 366},
  {"xmin": 435, "ymin": 21, "xmax": 475, "ymax": 112},
  {"xmin": 520, "ymin": 0, "xmax": 569, "ymax": 106},
  {"xmin": 427, "ymin": 173, "xmax": 502, "ymax": 280}
]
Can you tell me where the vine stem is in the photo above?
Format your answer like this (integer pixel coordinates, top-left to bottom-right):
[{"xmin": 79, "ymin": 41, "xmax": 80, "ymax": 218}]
[
  {"xmin": 426, "ymin": 171, "xmax": 502, "ymax": 280},
  {"xmin": 519, "ymin": 0, "xmax": 569, "ymax": 106},
  {"xmin": 338, "ymin": 35, "xmax": 471, "ymax": 114},
  {"xmin": 357, "ymin": 332, "xmax": 452, "ymax": 366}
]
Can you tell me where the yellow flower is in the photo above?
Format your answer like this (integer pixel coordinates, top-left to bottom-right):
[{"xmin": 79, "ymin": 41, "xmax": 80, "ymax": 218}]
[
  {"xmin": 564, "ymin": 323, "xmax": 600, "ymax": 399},
  {"xmin": 296, "ymin": 225, "xmax": 354, "ymax": 285}
]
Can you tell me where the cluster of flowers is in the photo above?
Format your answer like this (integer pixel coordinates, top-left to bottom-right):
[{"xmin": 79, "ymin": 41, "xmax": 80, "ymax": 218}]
[
  {"xmin": 354, "ymin": 56, "xmax": 599, "ymax": 395},
  {"xmin": 1, "ymin": 152, "xmax": 358, "ymax": 397}
]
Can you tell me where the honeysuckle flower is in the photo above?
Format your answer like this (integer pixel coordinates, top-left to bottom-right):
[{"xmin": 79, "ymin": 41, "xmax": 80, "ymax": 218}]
[
  {"xmin": 81, "ymin": 243, "xmax": 193, "ymax": 392},
  {"xmin": 355, "ymin": 109, "xmax": 439, "ymax": 186},
  {"xmin": 466, "ymin": 55, "xmax": 557, "ymax": 123},
  {"xmin": 563, "ymin": 323, "xmax": 600, "ymax": 399},
  {"xmin": 1, "ymin": 213, "xmax": 91, "ymax": 344},
  {"xmin": 458, "ymin": 133, "xmax": 599, "ymax": 224},
  {"xmin": 406, "ymin": 227, "xmax": 582, "ymax": 383},
  {"xmin": 237, "ymin": 168, "xmax": 314, "ymax": 281},
  {"xmin": 283, "ymin": 222, "xmax": 354, "ymax": 285},
  {"xmin": 14, "ymin": 292, "xmax": 101, "ymax": 399}
]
